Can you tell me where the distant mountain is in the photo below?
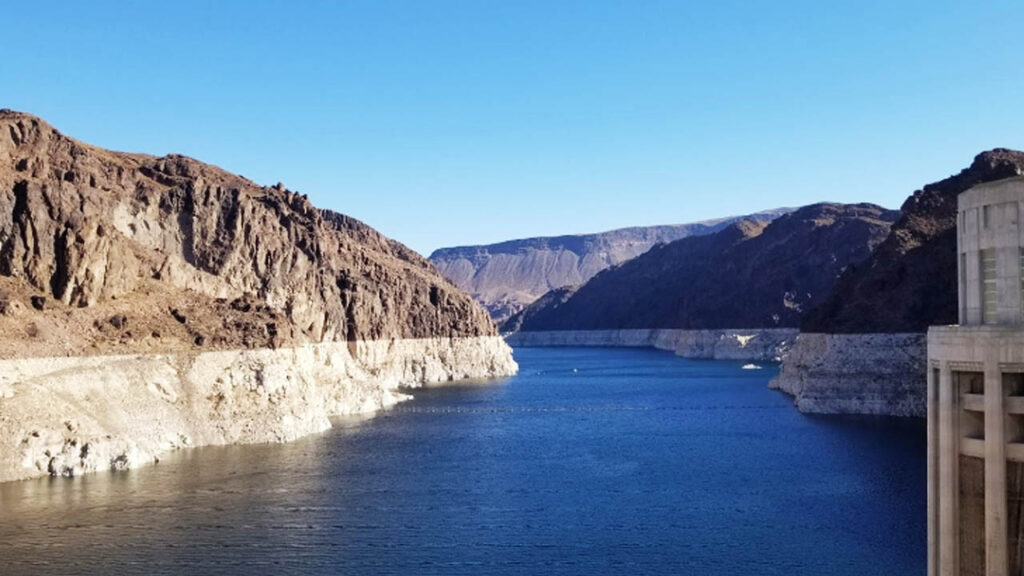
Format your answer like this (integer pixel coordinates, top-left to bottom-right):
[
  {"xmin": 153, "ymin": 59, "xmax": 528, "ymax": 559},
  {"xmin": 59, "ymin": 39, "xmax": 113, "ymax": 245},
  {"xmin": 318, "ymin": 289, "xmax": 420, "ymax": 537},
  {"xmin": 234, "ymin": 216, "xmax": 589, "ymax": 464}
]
[
  {"xmin": 429, "ymin": 208, "xmax": 792, "ymax": 321},
  {"xmin": 500, "ymin": 285, "xmax": 579, "ymax": 333},
  {"xmin": 802, "ymin": 149, "xmax": 1024, "ymax": 333},
  {"xmin": 503, "ymin": 203, "xmax": 898, "ymax": 332}
]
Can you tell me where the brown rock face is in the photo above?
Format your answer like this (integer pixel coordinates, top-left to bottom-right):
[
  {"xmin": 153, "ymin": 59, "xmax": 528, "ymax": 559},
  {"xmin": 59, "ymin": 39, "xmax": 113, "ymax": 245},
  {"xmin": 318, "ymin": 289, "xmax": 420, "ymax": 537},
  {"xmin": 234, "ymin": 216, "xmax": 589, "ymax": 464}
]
[
  {"xmin": 504, "ymin": 203, "xmax": 898, "ymax": 332},
  {"xmin": 802, "ymin": 149, "xmax": 1024, "ymax": 333},
  {"xmin": 499, "ymin": 285, "xmax": 579, "ymax": 333},
  {"xmin": 0, "ymin": 110, "xmax": 496, "ymax": 357}
]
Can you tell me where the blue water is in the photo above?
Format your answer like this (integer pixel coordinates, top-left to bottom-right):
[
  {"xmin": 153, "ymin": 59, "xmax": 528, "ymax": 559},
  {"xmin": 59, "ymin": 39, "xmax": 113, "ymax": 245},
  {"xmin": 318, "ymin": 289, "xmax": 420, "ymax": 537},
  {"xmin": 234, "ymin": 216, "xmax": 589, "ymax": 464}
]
[{"xmin": 0, "ymin": 347, "xmax": 926, "ymax": 575}]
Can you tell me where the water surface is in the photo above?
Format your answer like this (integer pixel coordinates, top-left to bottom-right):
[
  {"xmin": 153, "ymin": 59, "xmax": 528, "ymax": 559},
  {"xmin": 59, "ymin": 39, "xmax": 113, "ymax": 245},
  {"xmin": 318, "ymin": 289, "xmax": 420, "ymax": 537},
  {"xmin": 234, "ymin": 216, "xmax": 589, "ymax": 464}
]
[{"xmin": 0, "ymin": 347, "xmax": 925, "ymax": 575}]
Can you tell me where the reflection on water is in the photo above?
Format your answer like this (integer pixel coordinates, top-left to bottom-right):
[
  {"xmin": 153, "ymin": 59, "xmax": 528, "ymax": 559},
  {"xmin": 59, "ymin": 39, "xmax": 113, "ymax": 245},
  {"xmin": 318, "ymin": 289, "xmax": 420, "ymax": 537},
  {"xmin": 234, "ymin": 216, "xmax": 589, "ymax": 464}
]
[
  {"xmin": 0, "ymin": 347, "xmax": 925, "ymax": 575},
  {"xmin": 0, "ymin": 432, "xmax": 340, "ymax": 573}
]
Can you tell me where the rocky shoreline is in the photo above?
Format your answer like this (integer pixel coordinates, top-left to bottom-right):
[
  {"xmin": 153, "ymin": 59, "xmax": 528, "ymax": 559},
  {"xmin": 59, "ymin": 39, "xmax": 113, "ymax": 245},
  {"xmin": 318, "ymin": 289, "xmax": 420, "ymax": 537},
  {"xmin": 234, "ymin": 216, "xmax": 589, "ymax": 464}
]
[
  {"xmin": 0, "ymin": 111, "xmax": 522, "ymax": 483},
  {"xmin": 505, "ymin": 329, "xmax": 798, "ymax": 362},
  {"xmin": 770, "ymin": 333, "xmax": 926, "ymax": 417},
  {"xmin": 0, "ymin": 336, "xmax": 517, "ymax": 483}
]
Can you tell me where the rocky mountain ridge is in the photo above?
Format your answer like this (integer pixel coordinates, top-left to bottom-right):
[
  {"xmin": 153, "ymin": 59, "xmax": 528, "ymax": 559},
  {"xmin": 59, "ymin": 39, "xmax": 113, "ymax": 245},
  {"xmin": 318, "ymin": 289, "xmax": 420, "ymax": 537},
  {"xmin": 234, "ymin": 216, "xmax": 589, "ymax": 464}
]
[
  {"xmin": 503, "ymin": 203, "xmax": 898, "ymax": 332},
  {"xmin": 802, "ymin": 149, "xmax": 1024, "ymax": 333},
  {"xmin": 768, "ymin": 149, "xmax": 1024, "ymax": 417},
  {"xmin": 429, "ymin": 208, "xmax": 791, "ymax": 321}
]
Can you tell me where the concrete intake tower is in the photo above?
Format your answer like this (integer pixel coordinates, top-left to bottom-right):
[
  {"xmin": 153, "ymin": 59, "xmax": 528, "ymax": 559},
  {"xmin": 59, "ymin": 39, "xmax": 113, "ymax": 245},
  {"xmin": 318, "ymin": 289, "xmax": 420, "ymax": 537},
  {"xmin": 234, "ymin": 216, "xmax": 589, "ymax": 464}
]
[{"xmin": 929, "ymin": 177, "xmax": 1024, "ymax": 576}]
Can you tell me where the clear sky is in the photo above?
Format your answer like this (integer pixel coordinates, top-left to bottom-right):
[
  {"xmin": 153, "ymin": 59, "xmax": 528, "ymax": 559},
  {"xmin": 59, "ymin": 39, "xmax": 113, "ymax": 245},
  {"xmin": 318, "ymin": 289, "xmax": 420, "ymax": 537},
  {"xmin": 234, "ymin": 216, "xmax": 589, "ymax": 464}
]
[{"xmin": 2, "ymin": 1, "xmax": 1023, "ymax": 255}]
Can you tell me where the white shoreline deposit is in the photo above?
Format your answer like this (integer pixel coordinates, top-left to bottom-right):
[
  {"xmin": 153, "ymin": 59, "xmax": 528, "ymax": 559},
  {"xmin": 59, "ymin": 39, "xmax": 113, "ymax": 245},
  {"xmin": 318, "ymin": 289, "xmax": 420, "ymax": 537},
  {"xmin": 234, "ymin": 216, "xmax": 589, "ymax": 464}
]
[
  {"xmin": 505, "ymin": 329, "xmax": 797, "ymax": 362},
  {"xmin": 0, "ymin": 336, "xmax": 517, "ymax": 483},
  {"xmin": 770, "ymin": 332, "xmax": 925, "ymax": 417}
]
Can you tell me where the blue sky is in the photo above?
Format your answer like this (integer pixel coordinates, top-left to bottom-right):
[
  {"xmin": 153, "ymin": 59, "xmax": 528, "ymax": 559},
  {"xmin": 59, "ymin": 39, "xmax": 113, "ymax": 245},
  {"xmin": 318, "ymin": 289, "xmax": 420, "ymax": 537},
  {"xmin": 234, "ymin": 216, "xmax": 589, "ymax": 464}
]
[{"xmin": 2, "ymin": 1, "xmax": 1023, "ymax": 254}]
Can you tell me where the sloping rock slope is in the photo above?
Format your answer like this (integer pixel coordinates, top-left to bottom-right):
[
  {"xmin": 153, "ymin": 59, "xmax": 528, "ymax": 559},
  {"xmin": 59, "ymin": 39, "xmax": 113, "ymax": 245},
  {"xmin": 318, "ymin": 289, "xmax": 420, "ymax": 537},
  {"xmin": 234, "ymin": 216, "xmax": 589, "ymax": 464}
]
[
  {"xmin": 802, "ymin": 149, "xmax": 1024, "ymax": 333},
  {"xmin": 773, "ymin": 150, "xmax": 1024, "ymax": 416},
  {"xmin": 0, "ymin": 110, "xmax": 517, "ymax": 481},
  {"xmin": 429, "ymin": 208, "xmax": 790, "ymax": 321},
  {"xmin": 503, "ymin": 203, "xmax": 897, "ymax": 333}
]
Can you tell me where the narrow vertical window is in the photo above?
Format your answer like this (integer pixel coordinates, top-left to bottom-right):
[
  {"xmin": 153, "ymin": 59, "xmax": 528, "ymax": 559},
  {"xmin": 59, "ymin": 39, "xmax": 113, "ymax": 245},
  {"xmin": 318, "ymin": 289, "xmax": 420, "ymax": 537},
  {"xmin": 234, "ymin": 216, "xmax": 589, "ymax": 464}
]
[
  {"xmin": 1020, "ymin": 248, "xmax": 1024, "ymax": 322},
  {"xmin": 984, "ymin": 205, "xmax": 992, "ymax": 229},
  {"xmin": 961, "ymin": 253, "xmax": 968, "ymax": 323},
  {"xmin": 982, "ymin": 248, "xmax": 997, "ymax": 324}
]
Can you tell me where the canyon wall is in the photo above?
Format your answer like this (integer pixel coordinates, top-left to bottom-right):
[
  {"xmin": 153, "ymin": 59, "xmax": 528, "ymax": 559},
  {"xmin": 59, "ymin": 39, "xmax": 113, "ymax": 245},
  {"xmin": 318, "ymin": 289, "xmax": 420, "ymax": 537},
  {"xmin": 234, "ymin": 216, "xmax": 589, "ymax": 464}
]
[
  {"xmin": 0, "ymin": 110, "xmax": 518, "ymax": 482},
  {"xmin": 776, "ymin": 149, "xmax": 1024, "ymax": 417}
]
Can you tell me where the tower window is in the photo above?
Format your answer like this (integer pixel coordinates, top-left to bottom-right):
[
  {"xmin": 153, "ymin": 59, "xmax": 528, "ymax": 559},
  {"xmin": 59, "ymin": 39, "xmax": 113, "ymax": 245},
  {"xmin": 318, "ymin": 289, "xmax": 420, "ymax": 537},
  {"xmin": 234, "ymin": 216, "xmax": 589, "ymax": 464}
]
[
  {"xmin": 961, "ymin": 253, "xmax": 967, "ymax": 323},
  {"xmin": 982, "ymin": 248, "xmax": 997, "ymax": 324},
  {"xmin": 1020, "ymin": 248, "xmax": 1024, "ymax": 322}
]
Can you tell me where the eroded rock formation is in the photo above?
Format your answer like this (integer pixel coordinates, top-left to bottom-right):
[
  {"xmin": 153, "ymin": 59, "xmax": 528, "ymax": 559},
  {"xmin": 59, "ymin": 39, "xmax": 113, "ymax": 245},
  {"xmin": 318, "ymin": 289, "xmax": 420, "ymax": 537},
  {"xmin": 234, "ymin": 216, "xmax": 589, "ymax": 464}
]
[
  {"xmin": 0, "ymin": 110, "xmax": 517, "ymax": 481},
  {"xmin": 0, "ymin": 109, "xmax": 498, "ymax": 356}
]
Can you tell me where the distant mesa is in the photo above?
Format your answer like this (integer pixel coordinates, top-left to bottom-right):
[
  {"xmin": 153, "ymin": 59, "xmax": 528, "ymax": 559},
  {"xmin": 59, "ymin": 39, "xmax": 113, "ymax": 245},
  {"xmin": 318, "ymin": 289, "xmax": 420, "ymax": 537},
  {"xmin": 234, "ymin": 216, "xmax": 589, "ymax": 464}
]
[{"xmin": 429, "ymin": 207, "xmax": 793, "ymax": 323}]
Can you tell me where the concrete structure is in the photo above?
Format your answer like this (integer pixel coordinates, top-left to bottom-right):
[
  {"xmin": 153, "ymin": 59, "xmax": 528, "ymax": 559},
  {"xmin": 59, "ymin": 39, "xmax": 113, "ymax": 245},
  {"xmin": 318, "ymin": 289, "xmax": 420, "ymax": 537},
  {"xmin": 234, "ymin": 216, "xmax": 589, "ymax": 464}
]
[{"xmin": 928, "ymin": 176, "xmax": 1024, "ymax": 576}]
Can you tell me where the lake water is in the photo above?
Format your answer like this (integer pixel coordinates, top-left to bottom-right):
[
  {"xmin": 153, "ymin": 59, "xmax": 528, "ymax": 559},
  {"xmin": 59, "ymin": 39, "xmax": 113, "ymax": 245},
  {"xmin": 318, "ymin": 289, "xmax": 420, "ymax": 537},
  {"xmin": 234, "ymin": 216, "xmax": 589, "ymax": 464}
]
[{"xmin": 0, "ymin": 347, "xmax": 926, "ymax": 575}]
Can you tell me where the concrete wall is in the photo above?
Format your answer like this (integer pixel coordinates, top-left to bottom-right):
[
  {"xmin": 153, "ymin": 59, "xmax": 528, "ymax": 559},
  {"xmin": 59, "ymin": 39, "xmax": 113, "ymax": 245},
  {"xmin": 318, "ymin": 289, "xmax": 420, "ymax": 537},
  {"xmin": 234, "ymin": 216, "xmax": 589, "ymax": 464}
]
[
  {"xmin": 958, "ymin": 177, "xmax": 1024, "ymax": 326},
  {"xmin": 928, "ymin": 325, "xmax": 1024, "ymax": 576}
]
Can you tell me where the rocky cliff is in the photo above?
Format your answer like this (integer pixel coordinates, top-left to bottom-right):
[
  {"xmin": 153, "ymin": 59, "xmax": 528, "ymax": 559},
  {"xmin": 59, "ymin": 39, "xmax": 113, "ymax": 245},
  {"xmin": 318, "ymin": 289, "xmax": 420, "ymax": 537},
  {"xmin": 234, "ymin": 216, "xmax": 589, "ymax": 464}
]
[
  {"xmin": 0, "ymin": 110, "xmax": 517, "ymax": 481},
  {"xmin": 770, "ymin": 333, "xmax": 926, "ymax": 416},
  {"xmin": 503, "ymin": 203, "xmax": 898, "ymax": 333},
  {"xmin": 772, "ymin": 150, "xmax": 1024, "ymax": 417},
  {"xmin": 429, "ymin": 208, "xmax": 790, "ymax": 321},
  {"xmin": 802, "ymin": 149, "xmax": 1024, "ymax": 333},
  {"xmin": 0, "ymin": 110, "xmax": 502, "ymax": 355}
]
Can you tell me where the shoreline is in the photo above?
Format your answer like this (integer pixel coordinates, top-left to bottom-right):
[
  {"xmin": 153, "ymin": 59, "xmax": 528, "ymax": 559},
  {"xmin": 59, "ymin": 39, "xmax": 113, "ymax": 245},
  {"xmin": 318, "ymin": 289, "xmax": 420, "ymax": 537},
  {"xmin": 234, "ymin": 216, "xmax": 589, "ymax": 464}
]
[
  {"xmin": 0, "ymin": 336, "xmax": 517, "ymax": 483},
  {"xmin": 504, "ymin": 328, "xmax": 798, "ymax": 362},
  {"xmin": 506, "ymin": 329, "xmax": 927, "ymax": 418},
  {"xmin": 770, "ymin": 332, "xmax": 926, "ymax": 418}
]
